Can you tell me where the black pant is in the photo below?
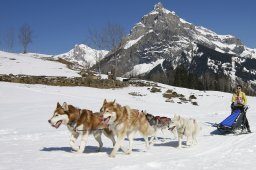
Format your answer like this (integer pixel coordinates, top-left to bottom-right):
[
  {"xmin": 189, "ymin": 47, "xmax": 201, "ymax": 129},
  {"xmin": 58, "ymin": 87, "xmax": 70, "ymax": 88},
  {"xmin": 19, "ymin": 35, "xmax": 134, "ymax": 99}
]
[
  {"xmin": 243, "ymin": 113, "xmax": 250, "ymax": 130},
  {"xmin": 230, "ymin": 103, "xmax": 250, "ymax": 130}
]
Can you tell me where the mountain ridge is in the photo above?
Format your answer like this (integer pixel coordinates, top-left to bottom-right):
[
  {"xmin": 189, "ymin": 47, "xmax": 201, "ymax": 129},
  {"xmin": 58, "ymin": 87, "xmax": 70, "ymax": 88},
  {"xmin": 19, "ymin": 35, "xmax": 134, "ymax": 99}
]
[
  {"xmin": 99, "ymin": 2, "xmax": 256, "ymax": 94},
  {"xmin": 55, "ymin": 44, "xmax": 109, "ymax": 68}
]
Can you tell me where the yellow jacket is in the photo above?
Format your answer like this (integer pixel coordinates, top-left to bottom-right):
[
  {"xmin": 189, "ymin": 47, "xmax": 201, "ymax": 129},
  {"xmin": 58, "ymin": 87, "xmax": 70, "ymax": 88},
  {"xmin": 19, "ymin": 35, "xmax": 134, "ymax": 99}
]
[{"xmin": 232, "ymin": 91, "xmax": 247, "ymax": 105}]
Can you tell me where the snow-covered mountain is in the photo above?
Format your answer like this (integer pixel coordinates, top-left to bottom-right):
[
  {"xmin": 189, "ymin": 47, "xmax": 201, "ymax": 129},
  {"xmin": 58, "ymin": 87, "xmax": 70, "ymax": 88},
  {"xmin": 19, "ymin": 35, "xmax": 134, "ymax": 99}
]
[
  {"xmin": 55, "ymin": 44, "xmax": 109, "ymax": 67},
  {"xmin": 100, "ymin": 3, "xmax": 256, "ymax": 94}
]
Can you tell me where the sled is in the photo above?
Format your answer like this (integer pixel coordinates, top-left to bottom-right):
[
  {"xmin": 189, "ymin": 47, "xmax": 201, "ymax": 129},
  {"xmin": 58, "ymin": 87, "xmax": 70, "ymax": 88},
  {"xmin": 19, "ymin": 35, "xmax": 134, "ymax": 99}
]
[{"xmin": 217, "ymin": 109, "xmax": 246, "ymax": 134}]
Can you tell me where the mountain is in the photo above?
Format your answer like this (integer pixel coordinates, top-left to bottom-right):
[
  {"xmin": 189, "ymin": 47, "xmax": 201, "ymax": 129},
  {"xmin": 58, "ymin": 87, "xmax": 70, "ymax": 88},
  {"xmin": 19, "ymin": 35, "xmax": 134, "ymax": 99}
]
[
  {"xmin": 55, "ymin": 44, "xmax": 109, "ymax": 68},
  {"xmin": 99, "ymin": 2, "xmax": 256, "ymax": 94}
]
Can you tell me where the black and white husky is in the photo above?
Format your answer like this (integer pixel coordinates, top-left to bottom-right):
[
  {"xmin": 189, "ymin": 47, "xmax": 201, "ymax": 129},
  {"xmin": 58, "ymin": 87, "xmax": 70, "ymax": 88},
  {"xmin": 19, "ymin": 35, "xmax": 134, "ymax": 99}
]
[{"xmin": 144, "ymin": 111, "xmax": 176, "ymax": 142}]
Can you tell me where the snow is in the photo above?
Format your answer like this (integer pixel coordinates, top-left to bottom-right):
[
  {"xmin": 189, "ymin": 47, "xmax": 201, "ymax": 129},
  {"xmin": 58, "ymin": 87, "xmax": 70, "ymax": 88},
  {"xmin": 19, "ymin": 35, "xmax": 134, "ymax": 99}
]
[
  {"xmin": 144, "ymin": 4, "xmax": 175, "ymax": 18},
  {"xmin": 0, "ymin": 81, "xmax": 256, "ymax": 170},
  {"xmin": 124, "ymin": 35, "xmax": 144, "ymax": 49},
  {"xmin": 240, "ymin": 48, "xmax": 255, "ymax": 58},
  {"xmin": 0, "ymin": 51, "xmax": 80, "ymax": 77},
  {"xmin": 207, "ymin": 58, "xmax": 218, "ymax": 73},
  {"xmin": 212, "ymin": 40, "xmax": 236, "ymax": 50},
  {"xmin": 55, "ymin": 44, "xmax": 109, "ymax": 67},
  {"xmin": 135, "ymin": 22, "xmax": 145, "ymax": 28},
  {"xmin": 179, "ymin": 18, "xmax": 192, "ymax": 25},
  {"xmin": 195, "ymin": 26, "xmax": 256, "ymax": 58},
  {"xmin": 243, "ymin": 67, "xmax": 249, "ymax": 73},
  {"xmin": 195, "ymin": 26, "xmax": 216, "ymax": 36},
  {"xmin": 125, "ymin": 59, "xmax": 164, "ymax": 76},
  {"xmin": 149, "ymin": 11, "xmax": 159, "ymax": 15},
  {"xmin": 195, "ymin": 26, "xmax": 234, "ymax": 40},
  {"xmin": 215, "ymin": 47, "xmax": 226, "ymax": 53}
]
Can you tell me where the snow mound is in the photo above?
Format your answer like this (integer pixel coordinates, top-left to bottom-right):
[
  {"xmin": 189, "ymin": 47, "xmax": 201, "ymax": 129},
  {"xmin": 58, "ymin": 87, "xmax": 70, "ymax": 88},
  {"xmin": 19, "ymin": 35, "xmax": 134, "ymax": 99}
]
[{"xmin": 0, "ymin": 51, "xmax": 80, "ymax": 77}]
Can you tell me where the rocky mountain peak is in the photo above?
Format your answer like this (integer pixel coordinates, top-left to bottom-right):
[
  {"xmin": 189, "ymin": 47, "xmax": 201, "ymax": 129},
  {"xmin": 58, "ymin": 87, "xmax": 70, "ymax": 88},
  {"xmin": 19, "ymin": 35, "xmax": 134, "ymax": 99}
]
[
  {"xmin": 154, "ymin": 2, "xmax": 164, "ymax": 11},
  {"xmin": 55, "ymin": 44, "xmax": 108, "ymax": 67},
  {"xmin": 99, "ymin": 4, "xmax": 256, "ymax": 94}
]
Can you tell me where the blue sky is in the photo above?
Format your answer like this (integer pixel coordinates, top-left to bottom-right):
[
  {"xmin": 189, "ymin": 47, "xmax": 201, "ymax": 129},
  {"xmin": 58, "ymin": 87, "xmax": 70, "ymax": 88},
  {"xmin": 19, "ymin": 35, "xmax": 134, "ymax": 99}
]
[{"xmin": 0, "ymin": 0, "xmax": 255, "ymax": 55}]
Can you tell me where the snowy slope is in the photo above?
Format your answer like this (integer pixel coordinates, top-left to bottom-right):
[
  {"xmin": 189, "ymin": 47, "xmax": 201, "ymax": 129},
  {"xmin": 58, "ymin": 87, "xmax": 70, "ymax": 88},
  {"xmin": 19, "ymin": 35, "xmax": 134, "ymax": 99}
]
[
  {"xmin": 0, "ymin": 51, "xmax": 80, "ymax": 77},
  {"xmin": 55, "ymin": 44, "xmax": 109, "ymax": 67},
  {"xmin": 124, "ymin": 59, "xmax": 164, "ymax": 76},
  {"xmin": 0, "ymin": 81, "xmax": 255, "ymax": 170}
]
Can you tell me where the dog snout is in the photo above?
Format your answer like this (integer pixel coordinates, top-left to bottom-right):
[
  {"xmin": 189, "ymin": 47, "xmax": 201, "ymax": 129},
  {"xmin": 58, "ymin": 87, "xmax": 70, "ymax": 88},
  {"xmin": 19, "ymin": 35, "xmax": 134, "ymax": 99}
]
[{"xmin": 48, "ymin": 119, "xmax": 51, "ymax": 124}]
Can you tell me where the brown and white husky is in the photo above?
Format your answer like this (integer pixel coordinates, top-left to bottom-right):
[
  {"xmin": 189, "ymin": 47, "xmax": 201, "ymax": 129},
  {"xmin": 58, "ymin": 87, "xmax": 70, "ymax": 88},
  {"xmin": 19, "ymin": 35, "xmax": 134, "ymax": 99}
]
[
  {"xmin": 48, "ymin": 102, "xmax": 115, "ymax": 153},
  {"xmin": 100, "ymin": 99, "xmax": 155, "ymax": 157}
]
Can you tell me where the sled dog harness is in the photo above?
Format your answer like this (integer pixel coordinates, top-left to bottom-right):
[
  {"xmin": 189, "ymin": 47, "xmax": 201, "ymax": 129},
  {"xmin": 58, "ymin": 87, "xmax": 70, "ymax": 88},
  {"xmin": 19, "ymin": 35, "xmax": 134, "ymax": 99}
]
[
  {"xmin": 130, "ymin": 110, "xmax": 141, "ymax": 126},
  {"xmin": 61, "ymin": 106, "xmax": 104, "ymax": 132}
]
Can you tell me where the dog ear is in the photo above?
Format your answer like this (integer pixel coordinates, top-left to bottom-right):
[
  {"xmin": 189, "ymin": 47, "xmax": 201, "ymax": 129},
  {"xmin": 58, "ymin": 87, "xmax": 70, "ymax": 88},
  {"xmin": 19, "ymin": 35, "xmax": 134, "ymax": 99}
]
[
  {"xmin": 103, "ymin": 99, "xmax": 107, "ymax": 104},
  {"xmin": 62, "ymin": 102, "xmax": 69, "ymax": 111},
  {"xmin": 57, "ymin": 102, "xmax": 61, "ymax": 108},
  {"xmin": 113, "ymin": 99, "xmax": 116, "ymax": 105}
]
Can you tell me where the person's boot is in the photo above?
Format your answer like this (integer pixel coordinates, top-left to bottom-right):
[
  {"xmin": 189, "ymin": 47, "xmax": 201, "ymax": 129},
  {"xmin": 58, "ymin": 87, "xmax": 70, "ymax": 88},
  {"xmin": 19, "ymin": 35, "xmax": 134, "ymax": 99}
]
[{"xmin": 247, "ymin": 129, "xmax": 252, "ymax": 133}]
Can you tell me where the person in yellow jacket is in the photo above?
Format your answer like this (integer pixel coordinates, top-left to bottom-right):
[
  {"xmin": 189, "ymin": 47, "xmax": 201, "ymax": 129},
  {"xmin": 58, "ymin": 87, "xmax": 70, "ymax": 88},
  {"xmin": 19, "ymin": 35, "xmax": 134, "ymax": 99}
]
[
  {"xmin": 232, "ymin": 85, "xmax": 247, "ymax": 106},
  {"xmin": 231, "ymin": 85, "xmax": 251, "ymax": 133}
]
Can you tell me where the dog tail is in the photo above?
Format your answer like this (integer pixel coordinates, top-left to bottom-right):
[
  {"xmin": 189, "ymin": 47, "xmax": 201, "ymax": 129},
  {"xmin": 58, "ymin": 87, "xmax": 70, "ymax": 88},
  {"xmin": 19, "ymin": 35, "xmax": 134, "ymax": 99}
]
[{"xmin": 193, "ymin": 119, "xmax": 202, "ymax": 132}]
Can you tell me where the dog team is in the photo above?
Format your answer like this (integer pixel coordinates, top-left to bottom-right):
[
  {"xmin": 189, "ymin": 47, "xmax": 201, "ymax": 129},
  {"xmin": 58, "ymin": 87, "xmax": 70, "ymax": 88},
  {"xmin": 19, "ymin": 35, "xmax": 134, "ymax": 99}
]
[{"xmin": 48, "ymin": 99, "xmax": 200, "ymax": 157}]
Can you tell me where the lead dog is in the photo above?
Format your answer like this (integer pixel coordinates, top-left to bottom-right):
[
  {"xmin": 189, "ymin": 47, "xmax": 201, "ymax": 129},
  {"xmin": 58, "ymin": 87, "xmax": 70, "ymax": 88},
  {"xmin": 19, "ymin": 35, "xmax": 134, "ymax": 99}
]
[
  {"xmin": 48, "ymin": 102, "xmax": 115, "ymax": 153},
  {"xmin": 168, "ymin": 114, "xmax": 200, "ymax": 148},
  {"xmin": 100, "ymin": 99, "xmax": 155, "ymax": 157}
]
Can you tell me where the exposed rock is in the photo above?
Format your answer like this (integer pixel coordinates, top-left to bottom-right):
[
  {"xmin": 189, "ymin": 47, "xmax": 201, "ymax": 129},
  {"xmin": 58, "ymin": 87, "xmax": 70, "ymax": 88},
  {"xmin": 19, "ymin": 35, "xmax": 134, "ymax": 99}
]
[
  {"xmin": 0, "ymin": 74, "xmax": 128, "ymax": 89},
  {"xmin": 99, "ymin": 3, "xmax": 256, "ymax": 95}
]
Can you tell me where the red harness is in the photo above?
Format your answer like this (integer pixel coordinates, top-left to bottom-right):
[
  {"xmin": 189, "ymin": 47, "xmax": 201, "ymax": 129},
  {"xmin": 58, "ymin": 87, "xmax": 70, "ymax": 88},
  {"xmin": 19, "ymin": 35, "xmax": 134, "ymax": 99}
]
[{"xmin": 155, "ymin": 116, "xmax": 170, "ymax": 124}]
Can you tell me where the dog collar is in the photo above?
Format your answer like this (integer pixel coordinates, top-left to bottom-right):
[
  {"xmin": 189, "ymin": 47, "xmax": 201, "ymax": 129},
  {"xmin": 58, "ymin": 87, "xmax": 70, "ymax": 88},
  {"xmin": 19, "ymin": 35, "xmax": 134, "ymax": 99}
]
[{"xmin": 68, "ymin": 121, "xmax": 76, "ymax": 128}]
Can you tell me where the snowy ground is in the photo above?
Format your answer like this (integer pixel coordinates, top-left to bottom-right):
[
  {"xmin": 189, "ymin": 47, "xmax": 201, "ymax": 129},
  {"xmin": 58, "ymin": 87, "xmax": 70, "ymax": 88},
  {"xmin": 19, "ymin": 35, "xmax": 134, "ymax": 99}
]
[
  {"xmin": 0, "ymin": 51, "xmax": 80, "ymax": 77},
  {"xmin": 0, "ymin": 81, "xmax": 255, "ymax": 170}
]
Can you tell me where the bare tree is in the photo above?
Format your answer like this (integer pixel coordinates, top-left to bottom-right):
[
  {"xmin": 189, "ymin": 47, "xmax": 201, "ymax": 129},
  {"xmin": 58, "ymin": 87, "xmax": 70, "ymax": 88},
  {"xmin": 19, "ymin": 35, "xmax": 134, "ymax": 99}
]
[
  {"xmin": 102, "ymin": 23, "xmax": 125, "ymax": 76},
  {"xmin": 88, "ymin": 29, "xmax": 105, "ymax": 76},
  {"xmin": 19, "ymin": 24, "xmax": 32, "ymax": 53},
  {"xmin": 4, "ymin": 28, "xmax": 15, "ymax": 52},
  {"xmin": 88, "ymin": 23, "xmax": 125, "ymax": 77},
  {"xmin": 95, "ymin": 50, "xmax": 104, "ymax": 75}
]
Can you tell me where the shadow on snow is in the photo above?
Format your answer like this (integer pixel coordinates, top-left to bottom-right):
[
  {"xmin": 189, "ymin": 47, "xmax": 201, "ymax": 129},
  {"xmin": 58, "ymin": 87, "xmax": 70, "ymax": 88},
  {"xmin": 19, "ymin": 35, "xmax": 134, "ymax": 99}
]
[{"xmin": 40, "ymin": 145, "xmax": 113, "ymax": 153}]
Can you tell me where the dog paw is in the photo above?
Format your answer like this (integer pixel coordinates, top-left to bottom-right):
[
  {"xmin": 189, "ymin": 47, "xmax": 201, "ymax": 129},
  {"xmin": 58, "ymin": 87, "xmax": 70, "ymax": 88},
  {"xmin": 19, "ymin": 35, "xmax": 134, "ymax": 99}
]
[
  {"xmin": 71, "ymin": 146, "xmax": 79, "ymax": 151},
  {"xmin": 149, "ymin": 142, "xmax": 154, "ymax": 146},
  {"xmin": 96, "ymin": 149, "xmax": 102, "ymax": 152},
  {"xmin": 109, "ymin": 153, "xmax": 116, "ymax": 158},
  {"xmin": 75, "ymin": 150, "xmax": 84, "ymax": 154},
  {"xmin": 125, "ymin": 150, "xmax": 132, "ymax": 155}
]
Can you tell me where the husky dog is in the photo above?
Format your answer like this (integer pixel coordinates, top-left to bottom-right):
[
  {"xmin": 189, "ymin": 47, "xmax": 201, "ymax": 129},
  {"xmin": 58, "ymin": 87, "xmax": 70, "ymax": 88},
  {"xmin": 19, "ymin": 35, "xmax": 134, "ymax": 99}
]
[
  {"xmin": 100, "ymin": 99, "xmax": 155, "ymax": 157},
  {"xmin": 145, "ymin": 112, "xmax": 175, "ymax": 142},
  {"xmin": 168, "ymin": 114, "xmax": 200, "ymax": 148},
  {"xmin": 48, "ymin": 102, "xmax": 115, "ymax": 153}
]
